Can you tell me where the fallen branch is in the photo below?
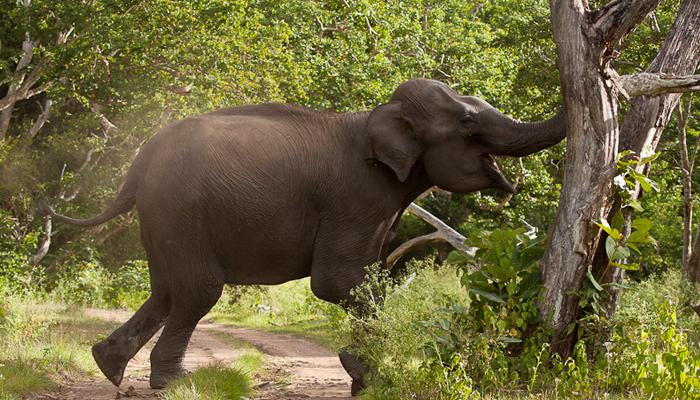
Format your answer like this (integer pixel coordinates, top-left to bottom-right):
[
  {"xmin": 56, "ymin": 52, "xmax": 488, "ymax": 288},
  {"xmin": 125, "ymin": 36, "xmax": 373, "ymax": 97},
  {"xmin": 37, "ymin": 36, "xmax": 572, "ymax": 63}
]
[{"xmin": 387, "ymin": 203, "xmax": 475, "ymax": 268}]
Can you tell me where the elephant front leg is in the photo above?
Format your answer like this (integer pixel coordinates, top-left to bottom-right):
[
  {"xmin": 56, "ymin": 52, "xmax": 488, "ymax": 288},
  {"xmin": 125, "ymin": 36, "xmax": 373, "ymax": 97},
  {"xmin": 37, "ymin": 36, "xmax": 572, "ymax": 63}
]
[
  {"xmin": 310, "ymin": 229, "xmax": 388, "ymax": 396},
  {"xmin": 339, "ymin": 348, "xmax": 371, "ymax": 395}
]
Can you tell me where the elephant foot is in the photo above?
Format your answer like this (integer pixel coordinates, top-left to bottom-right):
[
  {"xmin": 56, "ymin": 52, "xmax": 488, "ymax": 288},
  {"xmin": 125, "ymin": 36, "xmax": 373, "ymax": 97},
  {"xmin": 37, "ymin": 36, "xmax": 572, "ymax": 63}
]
[
  {"xmin": 149, "ymin": 366, "xmax": 190, "ymax": 389},
  {"xmin": 339, "ymin": 350, "xmax": 369, "ymax": 396},
  {"xmin": 92, "ymin": 340, "xmax": 129, "ymax": 387},
  {"xmin": 350, "ymin": 378, "xmax": 366, "ymax": 396}
]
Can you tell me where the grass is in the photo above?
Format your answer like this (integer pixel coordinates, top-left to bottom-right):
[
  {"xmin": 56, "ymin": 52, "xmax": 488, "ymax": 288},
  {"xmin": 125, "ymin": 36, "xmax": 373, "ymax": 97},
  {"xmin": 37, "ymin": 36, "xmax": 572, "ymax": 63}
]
[
  {"xmin": 161, "ymin": 339, "xmax": 264, "ymax": 400},
  {"xmin": 160, "ymin": 365, "xmax": 253, "ymax": 400},
  {"xmin": 0, "ymin": 296, "xmax": 262, "ymax": 400},
  {"xmin": 0, "ymin": 300, "xmax": 120, "ymax": 399},
  {"xmin": 209, "ymin": 278, "xmax": 347, "ymax": 350}
]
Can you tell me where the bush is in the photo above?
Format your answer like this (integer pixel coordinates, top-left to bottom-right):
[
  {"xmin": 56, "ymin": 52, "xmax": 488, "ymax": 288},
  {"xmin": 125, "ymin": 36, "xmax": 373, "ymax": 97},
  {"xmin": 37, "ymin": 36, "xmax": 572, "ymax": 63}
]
[
  {"xmin": 211, "ymin": 278, "xmax": 346, "ymax": 348},
  {"xmin": 340, "ymin": 260, "xmax": 473, "ymax": 399},
  {"xmin": 342, "ymin": 229, "xmax": 700, "ymax": 399},
  {"xmin": 50, "ymin": 259, "xmax": 150, "ymax": 310}
]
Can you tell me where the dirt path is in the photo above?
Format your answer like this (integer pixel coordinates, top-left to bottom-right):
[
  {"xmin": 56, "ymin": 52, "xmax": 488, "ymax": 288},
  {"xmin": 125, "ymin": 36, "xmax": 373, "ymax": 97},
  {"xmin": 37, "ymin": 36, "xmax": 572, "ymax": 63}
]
[{"xmin": 37, "ymin": 309, "xmax": 351, "ymax": 400}]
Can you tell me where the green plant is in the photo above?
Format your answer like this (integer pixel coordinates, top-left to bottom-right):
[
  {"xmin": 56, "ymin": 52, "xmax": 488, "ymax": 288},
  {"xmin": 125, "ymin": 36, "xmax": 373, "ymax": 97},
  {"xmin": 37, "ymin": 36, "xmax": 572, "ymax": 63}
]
[
  {"xmin": 593, "ymin": 150, "xmax": 659, "ymax": 272},
  {"xmin": 160, "ymin": 365, "xmax": 252, "ymax": 400}
]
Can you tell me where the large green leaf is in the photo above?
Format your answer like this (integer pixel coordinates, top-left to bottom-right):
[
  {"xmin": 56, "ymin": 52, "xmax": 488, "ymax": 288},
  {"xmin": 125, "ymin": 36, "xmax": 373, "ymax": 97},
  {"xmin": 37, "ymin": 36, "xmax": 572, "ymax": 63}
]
[{"xmin": 470, "ymin": 288, "xmax": 505, "ymax": 304}]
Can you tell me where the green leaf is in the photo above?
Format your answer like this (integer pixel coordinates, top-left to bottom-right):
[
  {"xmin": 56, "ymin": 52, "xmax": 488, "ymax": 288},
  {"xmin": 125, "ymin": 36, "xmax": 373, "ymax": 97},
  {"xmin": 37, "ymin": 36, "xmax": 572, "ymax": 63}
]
[
  {"xmin": 446, "ymin": 250, "xmax": 472, "ymax": 266},
  {"xmin": 610, "ymin": 261, "xmax": 639, "ymax": 271},
  {"xmin": 605, "ymin": 236, "xmax": 617, "ymax": 260},
  {"xmin": 625, "ymin": 198, "xmax": 644, "ymax": 212},
  {"xmin": 485, "ymin": 263, "xmax": 512, "ymax": 283},
  {"xmin": 632, "ymin": 218, "xmax": 653, "ymax": 235},
  {"xmin": 586, "ymin": 266, "xmax": 604, "ymax": 291},
  {"xmin": 627, "ymin": 243, "xmax": 641, "ymax": 254},
  {"xmin": 594, "ymin": 219, "xmax": 622, "ymax": 240},
  {"xmin": 470, "ymin": 288, "xmax": 505, "ymax": 304}
]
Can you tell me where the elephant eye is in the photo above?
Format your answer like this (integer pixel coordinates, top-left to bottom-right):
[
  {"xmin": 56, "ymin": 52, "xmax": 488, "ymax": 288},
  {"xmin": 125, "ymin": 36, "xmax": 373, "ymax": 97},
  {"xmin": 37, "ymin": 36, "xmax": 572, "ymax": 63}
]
[{"xmin": 460, "ymin": 114, "xmax": 476, "ymax": 126}]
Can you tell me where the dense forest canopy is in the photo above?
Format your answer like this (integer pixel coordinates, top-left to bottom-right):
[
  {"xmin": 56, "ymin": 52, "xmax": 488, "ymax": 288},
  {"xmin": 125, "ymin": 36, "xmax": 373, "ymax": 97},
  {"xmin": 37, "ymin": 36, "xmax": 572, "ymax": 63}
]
[{"xmin": 3, "ymin": 0, "xmax": 690, "ymax": 276}]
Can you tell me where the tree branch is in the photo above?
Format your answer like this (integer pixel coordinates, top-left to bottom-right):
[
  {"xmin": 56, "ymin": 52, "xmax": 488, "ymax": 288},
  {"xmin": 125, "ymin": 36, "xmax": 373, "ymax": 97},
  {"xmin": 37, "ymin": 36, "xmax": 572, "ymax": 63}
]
[
  {"xmin": 387, "ymin": 232, "xmax": 444, "ymax": 268},
  {"xmin": 89, "ymin": 100, "xmax": 118, "ymax": 135},
  {"xmin": 589, "ymin": 0, "xmax": 662, "ymax": 53},
  {"xmin": 29, "ymin": 215, "xmax": 52, "ymax": 266},
  {"xmin": 21, "ymin": 98, "xmax": 52, "ymax": 148},
  {"xmin": 387, "ymin": 203, "xmax": 475, "ymax": 267},
  {"xmin": 0, "ymin": 62, "xmax": 48, "ymax": 112},
  {"xmin": 617, "ymin": 72, "xmax": 700, "ymax": 98}
]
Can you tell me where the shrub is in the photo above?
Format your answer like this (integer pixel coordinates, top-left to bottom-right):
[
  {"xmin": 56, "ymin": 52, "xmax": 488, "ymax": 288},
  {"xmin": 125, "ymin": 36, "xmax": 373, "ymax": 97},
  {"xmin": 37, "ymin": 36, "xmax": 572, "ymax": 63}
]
[
  {"xmin": 343, "ymin": 229, "xmax": 700, "ymax": 399},
  {"xmin": 341, "ymin": 260, "xmax": 474, "ymax": 399}
]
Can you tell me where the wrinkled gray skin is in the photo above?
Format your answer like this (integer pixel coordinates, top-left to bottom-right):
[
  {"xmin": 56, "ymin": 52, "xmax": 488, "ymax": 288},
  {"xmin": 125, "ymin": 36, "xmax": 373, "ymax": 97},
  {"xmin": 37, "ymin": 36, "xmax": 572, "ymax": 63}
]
[{"xmin": 45, "ymin": 79, "xmax": 565, "ymax": 394}]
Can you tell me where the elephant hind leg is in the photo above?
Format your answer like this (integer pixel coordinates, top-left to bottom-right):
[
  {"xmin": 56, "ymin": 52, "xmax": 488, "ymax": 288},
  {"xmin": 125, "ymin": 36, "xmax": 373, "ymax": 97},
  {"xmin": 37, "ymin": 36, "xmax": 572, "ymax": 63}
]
[
  {"xmin": 148, "ymin": 275, "xmax": 224, "ymax": 389},
  {"xmin": 92, "ymin": 293, "xmax": 170, "ymax": 386}
]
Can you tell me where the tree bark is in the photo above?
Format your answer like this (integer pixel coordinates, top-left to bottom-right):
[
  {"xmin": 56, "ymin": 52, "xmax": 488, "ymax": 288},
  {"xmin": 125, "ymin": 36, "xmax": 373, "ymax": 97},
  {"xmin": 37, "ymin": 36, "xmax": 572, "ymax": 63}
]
[
  {"xmin": 679, "ymin": 98, "xmax": 694, "ymax": 274},
  {"xmin": 591, "ymin": 0, "xmax": 700, "ymax": 317},
  {"xmin": 617, "ymin": 73, "xmax": 700, "ymax": 97},
  {"xmin": 540, "ymin": 0, "xmax": 669, "ymax": 357}
]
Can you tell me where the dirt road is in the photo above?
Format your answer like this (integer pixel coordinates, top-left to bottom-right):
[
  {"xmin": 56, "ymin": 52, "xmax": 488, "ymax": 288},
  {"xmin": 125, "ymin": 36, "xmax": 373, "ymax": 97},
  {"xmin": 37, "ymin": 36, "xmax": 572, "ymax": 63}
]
[{"xmin": 37, "ymin": 309, "xmax": 352, "ymax": 400}]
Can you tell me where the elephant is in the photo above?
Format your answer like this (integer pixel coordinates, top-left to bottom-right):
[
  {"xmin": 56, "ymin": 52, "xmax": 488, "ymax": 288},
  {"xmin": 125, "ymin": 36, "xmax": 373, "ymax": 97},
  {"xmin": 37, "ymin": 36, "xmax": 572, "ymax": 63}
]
[{"xmin": 43, "ymin": 78, "xmax": 565, "ymax": 394}]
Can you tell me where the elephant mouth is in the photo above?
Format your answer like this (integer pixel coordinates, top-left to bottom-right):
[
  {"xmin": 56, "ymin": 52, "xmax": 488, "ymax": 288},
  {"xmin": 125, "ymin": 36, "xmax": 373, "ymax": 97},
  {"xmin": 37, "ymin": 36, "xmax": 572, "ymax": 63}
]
[{"xmin": 482, "ymin": 154, "xmax": 515, "ymax": 194}]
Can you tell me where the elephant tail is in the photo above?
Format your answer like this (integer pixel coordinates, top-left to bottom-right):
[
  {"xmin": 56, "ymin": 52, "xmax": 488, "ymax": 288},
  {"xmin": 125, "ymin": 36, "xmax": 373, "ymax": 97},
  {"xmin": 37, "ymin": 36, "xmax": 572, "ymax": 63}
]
[{"xmin": 38, "ymin": 148, "xmax": 147, "ymax": 227}]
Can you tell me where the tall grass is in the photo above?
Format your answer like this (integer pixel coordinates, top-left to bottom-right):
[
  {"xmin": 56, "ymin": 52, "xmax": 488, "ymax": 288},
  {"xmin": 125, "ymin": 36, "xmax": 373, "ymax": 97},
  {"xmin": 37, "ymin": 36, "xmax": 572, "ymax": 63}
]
[
  {"xmin": 0, "ymin": 295, "xmax": 118, "ymax": 399},
  {"xmin": 210, "ymin": 278, "xmax": 347, "ymax": 348},
  {"xmin": 160, "ymin": 365, "xmax": 254, "ymax": 400}
]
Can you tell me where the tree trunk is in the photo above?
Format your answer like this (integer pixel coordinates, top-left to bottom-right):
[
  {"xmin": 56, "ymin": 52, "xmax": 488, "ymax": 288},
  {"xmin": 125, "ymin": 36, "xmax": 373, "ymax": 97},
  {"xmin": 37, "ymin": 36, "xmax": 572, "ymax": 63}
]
[
  {"xmin": 590, "ymin": 0, "xmax": 700, "ymax": 317},
  {"xmin": 679, "ymin": 97, "xmax": 694, "ymax": 274},
  {"xmin": 541, "ymin": 0, "xmax": 664, "ymax": 357}
]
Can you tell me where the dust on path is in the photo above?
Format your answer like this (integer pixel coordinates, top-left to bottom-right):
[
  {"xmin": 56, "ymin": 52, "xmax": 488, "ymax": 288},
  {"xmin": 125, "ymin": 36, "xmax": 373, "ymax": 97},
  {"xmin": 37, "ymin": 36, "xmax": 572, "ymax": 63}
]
[{"xmin": 34, "ymin": 309, "xmax": 351, "ymax": 400}]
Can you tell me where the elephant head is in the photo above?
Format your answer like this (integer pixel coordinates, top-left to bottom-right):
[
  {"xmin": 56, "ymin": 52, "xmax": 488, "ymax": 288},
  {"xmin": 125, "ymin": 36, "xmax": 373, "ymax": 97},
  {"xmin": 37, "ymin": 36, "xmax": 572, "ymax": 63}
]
[{"xmin": 365, "ymin": 78, "xmax": 565, "ymax": 193}]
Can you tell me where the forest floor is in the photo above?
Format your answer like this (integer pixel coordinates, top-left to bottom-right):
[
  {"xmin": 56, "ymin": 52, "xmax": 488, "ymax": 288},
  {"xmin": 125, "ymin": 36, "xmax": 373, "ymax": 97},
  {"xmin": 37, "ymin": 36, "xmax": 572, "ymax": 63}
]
[{"xmin": 29, "ymin": 308, "xmax": 352, "ymax": 400}]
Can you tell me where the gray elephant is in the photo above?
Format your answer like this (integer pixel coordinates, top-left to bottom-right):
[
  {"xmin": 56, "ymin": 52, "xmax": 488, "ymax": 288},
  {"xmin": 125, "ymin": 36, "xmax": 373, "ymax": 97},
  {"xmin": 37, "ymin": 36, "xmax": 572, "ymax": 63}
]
[{"xmin": 44, "ymin": 78, "xmax": 565, "ymax": 394}]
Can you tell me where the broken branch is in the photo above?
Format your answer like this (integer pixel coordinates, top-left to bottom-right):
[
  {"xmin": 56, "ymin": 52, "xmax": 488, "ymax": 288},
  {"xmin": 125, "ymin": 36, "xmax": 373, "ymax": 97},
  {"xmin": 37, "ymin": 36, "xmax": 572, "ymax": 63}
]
[{"xmin": 387, "ymin": 203, "xmax": 475, "ymax": 268}]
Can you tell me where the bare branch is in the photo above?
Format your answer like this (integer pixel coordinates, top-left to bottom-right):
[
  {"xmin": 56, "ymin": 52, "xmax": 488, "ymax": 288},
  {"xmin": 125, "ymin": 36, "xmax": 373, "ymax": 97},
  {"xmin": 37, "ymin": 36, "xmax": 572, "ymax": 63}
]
[
  {"xmin": 21, "ymin": 98, "xmax": 52, "ymax": 148},
  {"xmin": 387, "ymin": 203, "xmax": 475, "ymax": 267},
  {"xmin": 89, "ymin": 100, "xmax": 117, "ymax": 135},
  {"xmin": 589, "ymin": 0, "xmax": 663, "ymax": 53},
  {"xmin": 405, "ymin": 203, "xmax": 472, "ymax": 252},
  {"xmin": 29, "ymin": 215, "xmax": 52, "ymax": 266},
  {"xmin": 17, "ymin": 34, "xmax": 37, "ymax": 71},
  {"xmin": 616, "ymin": 72, "xmax": 700, "ymax": 98},
  {"xmin": 387, "ymin": 232, "xmax": 443, "ymax": 267},
  {"xmin": 0, "ymin": 62, "xmax": 48, "ymax": 112}
]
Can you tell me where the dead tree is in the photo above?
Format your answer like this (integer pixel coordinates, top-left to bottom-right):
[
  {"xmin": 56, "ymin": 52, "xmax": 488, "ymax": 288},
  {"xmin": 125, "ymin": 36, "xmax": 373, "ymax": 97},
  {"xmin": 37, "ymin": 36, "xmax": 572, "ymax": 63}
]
[
  {"xmin": 541, "ymin": 0, "xmax": 700, "ymax": 357},
  {"xmin": 589, "ymin": 0, "xmax": 700, "ymax": 324}
]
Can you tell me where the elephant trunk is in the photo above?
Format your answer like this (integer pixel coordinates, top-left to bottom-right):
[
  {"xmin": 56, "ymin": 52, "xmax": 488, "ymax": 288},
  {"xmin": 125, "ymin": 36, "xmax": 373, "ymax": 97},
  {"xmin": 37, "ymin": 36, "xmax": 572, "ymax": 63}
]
[{"xmin": 480, "ymin": 109, "xmax": 566, "ymax": 157}]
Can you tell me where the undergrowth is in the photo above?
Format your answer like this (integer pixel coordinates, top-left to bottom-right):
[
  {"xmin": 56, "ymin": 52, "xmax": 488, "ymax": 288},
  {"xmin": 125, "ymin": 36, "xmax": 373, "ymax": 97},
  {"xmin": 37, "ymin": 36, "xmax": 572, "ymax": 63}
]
[
  {"xmin": 210, "ymin": 278, "xmax": 347, "ymax": 349},
  {"xmin": 0, "ymin": 296, "xmax": 119, "ymax": 399},
  {"xmin": 337, "ymin": 229, "xmax": 700, "ymax": 400}
]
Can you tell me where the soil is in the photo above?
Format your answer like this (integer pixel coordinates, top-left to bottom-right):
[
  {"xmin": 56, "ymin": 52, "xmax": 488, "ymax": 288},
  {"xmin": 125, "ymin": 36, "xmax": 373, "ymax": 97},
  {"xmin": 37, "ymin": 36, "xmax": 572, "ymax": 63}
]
[{"xmin": 32, "ymin": 309, "xmax": 352, "ymax": 400}]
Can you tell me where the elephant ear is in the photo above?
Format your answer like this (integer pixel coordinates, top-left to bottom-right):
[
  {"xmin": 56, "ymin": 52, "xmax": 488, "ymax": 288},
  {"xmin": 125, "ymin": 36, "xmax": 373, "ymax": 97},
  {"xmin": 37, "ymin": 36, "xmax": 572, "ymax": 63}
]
[{"xmin": 365, "ymin": 101, "xmax": 422, "ymax": 182}]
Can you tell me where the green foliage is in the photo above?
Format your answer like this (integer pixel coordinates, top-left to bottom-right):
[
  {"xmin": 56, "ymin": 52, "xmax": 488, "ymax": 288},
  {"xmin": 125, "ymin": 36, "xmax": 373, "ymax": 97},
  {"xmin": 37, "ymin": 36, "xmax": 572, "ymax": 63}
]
[
  {"xmin": 210, "ymin": 278, "xmax": 346, "ymax": 348},
  {"xmin": 342, "ymin": 261, "xmax": 474, "ymax": 399},
  {"xmin": 160, "ymin": 365, "xmax": 253, "ymax": 400},
  {"xmin": 338, "ymin": 234, "xmax": 700, "ymax": 399},
  {"xmin": 0, "ymin": 299, "xmax": 120, "ymax": 399},
  {"xmin": 49, "ymin": 259, "xmax": 150, "ymax": 309}
]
